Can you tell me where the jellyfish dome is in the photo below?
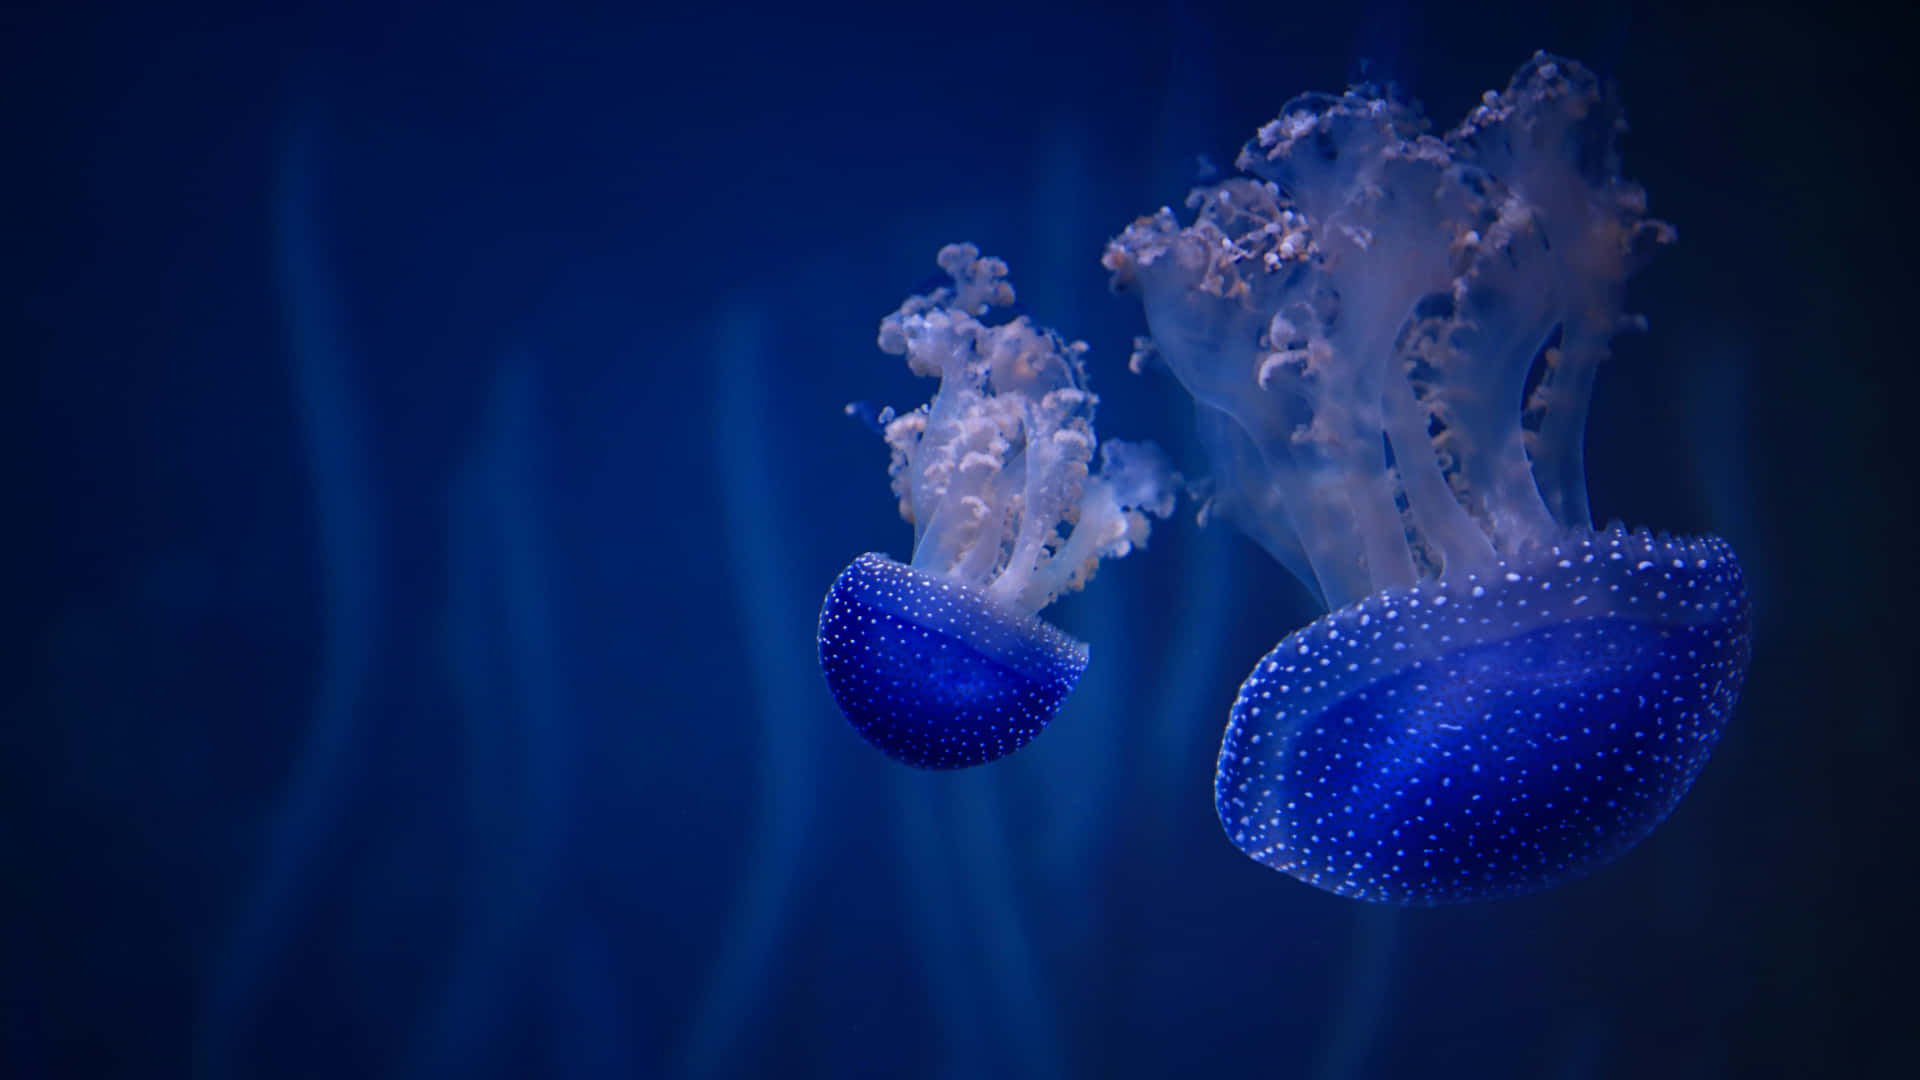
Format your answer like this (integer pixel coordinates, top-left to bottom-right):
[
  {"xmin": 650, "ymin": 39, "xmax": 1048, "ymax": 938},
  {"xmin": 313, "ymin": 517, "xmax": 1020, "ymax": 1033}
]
[
  {"xmin": 819, "ymin": 244, "xmax": 1175, "ymax": 769},
  {"xmin": 1104, "ymin": 54, "xmax": 1752, "ymax": 903}
]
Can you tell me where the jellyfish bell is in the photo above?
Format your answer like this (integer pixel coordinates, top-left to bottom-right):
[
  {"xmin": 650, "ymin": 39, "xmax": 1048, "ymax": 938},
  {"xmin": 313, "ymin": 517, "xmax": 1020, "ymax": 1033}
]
[
  {"xmin": 819, "ymin": 245, "xmax": 1175, "ymax": 769},
  {"xmin": 1107, "ymin": 53, "xmax": 1752, "ymax": 901},
  {"xmin": 819, "ymin": 552, "xmax": 1089, "ymax": 769},
  {"xmin": 1220, "ymin": 527, "xmax": 1748, "ymax": 904}
]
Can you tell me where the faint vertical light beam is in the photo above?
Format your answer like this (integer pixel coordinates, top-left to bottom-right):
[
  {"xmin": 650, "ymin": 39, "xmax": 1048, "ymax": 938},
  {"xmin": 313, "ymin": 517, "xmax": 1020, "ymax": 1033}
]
[
  {"xmin": 1308, "ymin": 906, "xmax": 1400, "ymax": 1080},
  {"xmin": 196, "ymin": 118, "xmax": 376, "ymax": 1079},
  {"xmin": 670, "ymin": 304, "xmax": 818, "ymax": 1080},
  {"xmin": 406, "ymin": 358, "xmax": 573, "ymax": 1077}
]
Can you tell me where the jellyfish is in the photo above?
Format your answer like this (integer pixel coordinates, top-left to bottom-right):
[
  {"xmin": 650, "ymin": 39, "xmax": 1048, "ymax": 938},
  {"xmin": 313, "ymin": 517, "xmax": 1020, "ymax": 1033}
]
[
  {"xmin": 818, "ymin": 244, "xmax": 1175, "ymax": 769},
  {"xmin": 1103, "ymin": 54, "xmax": 1751, "ymax": 903}
]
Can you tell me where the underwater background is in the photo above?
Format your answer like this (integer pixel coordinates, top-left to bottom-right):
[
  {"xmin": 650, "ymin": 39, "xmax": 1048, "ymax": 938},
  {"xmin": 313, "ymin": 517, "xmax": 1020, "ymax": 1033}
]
[{"xmin": 8, "ymin": 1, "xmax": 1915, "ymax": 1077}]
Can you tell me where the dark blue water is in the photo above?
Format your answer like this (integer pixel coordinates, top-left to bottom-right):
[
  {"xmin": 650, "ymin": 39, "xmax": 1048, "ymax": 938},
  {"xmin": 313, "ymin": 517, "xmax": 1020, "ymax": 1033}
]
[{"xmin": 9, "ymin": 2, "xmax": 1912, "ymax": 1077}]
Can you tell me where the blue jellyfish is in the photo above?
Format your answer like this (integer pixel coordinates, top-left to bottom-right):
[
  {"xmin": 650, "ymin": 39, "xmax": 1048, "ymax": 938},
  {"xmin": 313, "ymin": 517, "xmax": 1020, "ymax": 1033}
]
[
  {"xmin": 819, "ymin": 244, "xmax": 1175, "ymax": 769},
  {"xmin": 1103, "ymin": 54, "xmax": 1751, "ymax": 903}
]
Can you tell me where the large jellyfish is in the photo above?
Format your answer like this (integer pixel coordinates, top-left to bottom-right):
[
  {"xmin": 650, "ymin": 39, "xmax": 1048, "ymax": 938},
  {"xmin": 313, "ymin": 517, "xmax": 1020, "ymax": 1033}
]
[
  {"xmin": 818, "ymin": 244, "xmax": 1175, "ymax": 769},
  {"xmin": 1103, "ymin": 54, "xmax": 1751, "ymax": 903}
]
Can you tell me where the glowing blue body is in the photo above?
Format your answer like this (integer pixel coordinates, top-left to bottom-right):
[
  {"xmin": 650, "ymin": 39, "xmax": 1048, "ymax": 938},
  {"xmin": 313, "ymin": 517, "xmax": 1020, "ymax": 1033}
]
[
  {"xmin": 1218, "ymin": 529, "xmax": 1749, "ymax": 903},
  {"xmin": 819, "ymin": 553, "xmax": 1089, "ymax": 769}
]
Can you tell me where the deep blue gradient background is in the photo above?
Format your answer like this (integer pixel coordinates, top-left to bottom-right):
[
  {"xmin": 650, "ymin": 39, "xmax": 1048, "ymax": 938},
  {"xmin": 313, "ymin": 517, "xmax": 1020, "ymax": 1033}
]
[{"xmin": 8, "ymin": 2, "xmax": 1914, "ymax": 1077}]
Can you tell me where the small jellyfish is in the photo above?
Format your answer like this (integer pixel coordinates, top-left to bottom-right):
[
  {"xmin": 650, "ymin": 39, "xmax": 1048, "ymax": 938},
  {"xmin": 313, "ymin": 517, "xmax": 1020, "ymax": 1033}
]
[
  {"xmin": 819, "ymin": 244, "xmax": 1174, "ymax": 769},
  {"xmin": 1104, "ymin": 54, "xmax": 1752, "ymax": 902}
]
